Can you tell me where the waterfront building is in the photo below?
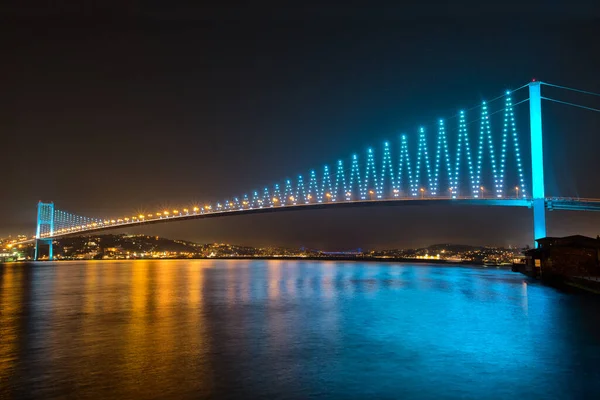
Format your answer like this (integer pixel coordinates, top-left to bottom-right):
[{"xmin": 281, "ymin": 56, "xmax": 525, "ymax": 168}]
[{"xmin": 524, "ymin": 235, "xmax": 600, "ymax": 278}]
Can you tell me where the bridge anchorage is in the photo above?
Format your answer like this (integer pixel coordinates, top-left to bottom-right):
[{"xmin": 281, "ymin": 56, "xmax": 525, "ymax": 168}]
[{"xmin": 32, "ymin": 81, "xmax": 600, "ymax": 260}]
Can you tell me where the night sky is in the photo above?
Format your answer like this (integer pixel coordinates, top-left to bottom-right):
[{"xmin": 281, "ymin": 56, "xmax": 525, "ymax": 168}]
[{"xmin": 2, "ymin": 2, "xmax": 600, "ymax": 249}]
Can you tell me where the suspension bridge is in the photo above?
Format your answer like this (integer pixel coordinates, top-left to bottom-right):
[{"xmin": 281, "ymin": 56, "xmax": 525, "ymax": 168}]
[{"xmin": 27, "ymin": 81, "xmax": 600, "ymax": 260}]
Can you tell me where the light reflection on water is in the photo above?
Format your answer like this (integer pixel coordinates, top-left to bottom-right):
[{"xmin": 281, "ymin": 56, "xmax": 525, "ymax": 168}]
[{"xmin": 1, "ymin": 260, "xmax": 599, "ymax": 399}]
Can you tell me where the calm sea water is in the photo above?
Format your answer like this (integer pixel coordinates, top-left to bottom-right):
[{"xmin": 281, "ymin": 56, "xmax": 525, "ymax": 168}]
[{"xmin": 1, "ymin": 260, "xmax": 599, "ymax": 399}]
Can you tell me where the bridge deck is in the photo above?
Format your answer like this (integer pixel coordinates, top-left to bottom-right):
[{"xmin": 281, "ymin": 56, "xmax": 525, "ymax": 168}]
[
  {"xmin": 35, "ymin": 197, "xmax": 531, "ymax": 241},
  {"xmin": 20, "ymin": 196, "xmax": 600, "ymax": 242}
]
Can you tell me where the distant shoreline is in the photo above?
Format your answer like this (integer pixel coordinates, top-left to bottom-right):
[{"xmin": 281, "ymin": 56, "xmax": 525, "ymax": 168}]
[{"xmin": 3, "ymin": 256, "xmax": 511, "ymax": 267}]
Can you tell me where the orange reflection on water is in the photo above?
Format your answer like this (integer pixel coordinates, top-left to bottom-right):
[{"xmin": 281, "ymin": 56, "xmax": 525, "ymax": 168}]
[
  {"xmin": 0, "ymin": 265, "xmax": 22, "ymax": 384},
  {"xmin": 83, "ymin": 261, "xmax": 99, "ymax": 314},
  {"xmin": 267, "ymin": 260, "xmax": 283, "ymax": 300},
  {"xmin": 118, "ymin": 260, "xmax": 214, "ymax": 398}
]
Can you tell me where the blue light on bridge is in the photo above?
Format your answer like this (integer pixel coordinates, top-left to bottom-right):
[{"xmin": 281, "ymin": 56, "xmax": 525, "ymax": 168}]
[
  {"xmin": 321, "ymin": 165, "xmax": 332, "ymax": 202},
  {"xmin": 365, "ymin": 148, "xmax": 377, "ymax": 199},
  {"xmin": 284, "ymin": 180, "xmax": 294, "ymax": 205},
  {"xmin": 350, "ymin": 154, "xmax": 361, "ymax": 200},
  {"xmin": 501, "ymin": 94, "xmax": 527, "ymax": 198},
  {"xmin": 381, "ymin": 142, "xmax": 393, "ymax": 199},
  {"xmin": 335, "ymin": 160, "xmax": 346, "ymax": 201},
  {"xmin": 308, "ymin": 170, "xmax": 319, "ymax": 203},
  {"xmin": 416, "ymin": 127, "xmax": 433, "ymax": 197},
  {"xmin": 296, "ymin": 175, "xmax": 307, "ymax": 204},
  {"xmin": 433, "ymin": 119, "xmax": 452, "ymax": 196},
  {"xmin": 399, "ymin": 134, "xmax": 415, "ymax": 197}
]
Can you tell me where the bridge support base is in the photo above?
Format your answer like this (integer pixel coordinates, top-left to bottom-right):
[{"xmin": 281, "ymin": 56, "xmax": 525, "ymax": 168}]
[
  {"xmin": 532, "ymin": 198, "xmax": 546, "ymax": 248},
  {"xmin": 34, "ymin": 239, "xmax": 53, "ymax": 261}
]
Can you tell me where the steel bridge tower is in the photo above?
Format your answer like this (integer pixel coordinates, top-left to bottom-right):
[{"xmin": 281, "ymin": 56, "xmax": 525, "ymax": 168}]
[
  {"xmin": 529, "ymin": 81, "xmax": 546, "ymax": 246},
  {"xmin": 35, "ymin": 201, "xmax": 54, "ymax": 260}
]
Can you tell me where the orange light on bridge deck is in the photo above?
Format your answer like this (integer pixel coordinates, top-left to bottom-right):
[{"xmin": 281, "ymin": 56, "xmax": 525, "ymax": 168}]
[
  {"xmin": 92, "ymin": 222, "xmax": 98, "ymax": 226},
  {"xmin": 326, "ymin": 193, "xmax": 332, "ymax": 198},
  {"xmin": 242, "ymin": 201, "xmax": 248, "ymax": 205},
  {"xmin": 289, "ymin": 196, "xmax": 295, "ymax": 201},
  {"xmin": 124, "ymin": 218, "xmax": 129, "ymax": 222},
  {"xmin": 346, "ymin": 192, "xmax": 351, "ymax": 196},
  {"xmin": 183, "ymin": 208, "xmax": 188, "ymax": 213},
  {"xmin": 193, "ymin": 207, "xmax": 199, "ymax": 212},
  {"xmin": 163, "ymin": 211, "xmax": 169, "ymax": 216},
  {"xmin": 204, "ymin": 205, "xmax": 212, "ymax": 210},
  {"xmin": 229, "ymin": 202, "xmax": 234, "ymax": 206},
  {"xmin": 173, "ymin": 210, "xmax": 179, "ymax": 214},
  {"xmin": 272, "ymin": 197, "xmax": 279, "ymax": 202},
  {"xmin": 369, "ymin": 190, "xmax": 374, "ymax": 194},
  {"xmin": 111, "ymin": 220, "xmax": 116, "ymax": 223},
  {"xmin": 307, "ymin": 194, "xmax": 312, "ymax": 200}
]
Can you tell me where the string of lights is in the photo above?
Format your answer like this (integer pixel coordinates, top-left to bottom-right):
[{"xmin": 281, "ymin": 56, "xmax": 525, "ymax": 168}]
[
  {"xmin": 500, "ymin": 93, "xmax": 527, "ymax": 198},
  {"xmin": 380, "ymin": 142, "xmax": 393, "ymax": 199},
  {"xmin": 365, "ymin": 148, "xmax": 377, "ymax": 200},
  {"xmin": 433, "ymin": 119, "xmax": 452, "ymax": 197},
  {"xmin": 224, "ymin": 94, "xmax": 528, "ymax": 209}
]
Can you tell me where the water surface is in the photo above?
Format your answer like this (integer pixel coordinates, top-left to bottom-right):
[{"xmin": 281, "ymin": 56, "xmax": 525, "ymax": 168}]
[{"xmin": 1, "ymin": 260, "xmax": 599, "ymax": 399}]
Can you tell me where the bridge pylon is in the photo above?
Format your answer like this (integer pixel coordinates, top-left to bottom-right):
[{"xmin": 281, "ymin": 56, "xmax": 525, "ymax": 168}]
[
  {"xmin": 35, "ymin": 201, "xmax": 54, "ymax": 260},
  {"xmin": 529, "ymin": 81, "xmax": 546, "ymax": 246}
]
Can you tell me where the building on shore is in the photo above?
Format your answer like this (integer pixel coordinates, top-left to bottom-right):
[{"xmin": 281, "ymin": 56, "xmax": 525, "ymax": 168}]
[{"xmin": 519, "ymin": 235, "xmax": 600, "ymax": 291}]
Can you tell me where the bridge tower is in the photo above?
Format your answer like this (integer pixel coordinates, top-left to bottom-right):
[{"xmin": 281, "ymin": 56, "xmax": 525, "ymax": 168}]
[
  {"xmin": 35, "ymin": 201, "xmax": 54, "ymax": 260},
  {"xmin": 529, "ymin": 81, "xmax": 546, "ymax": 246}
]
